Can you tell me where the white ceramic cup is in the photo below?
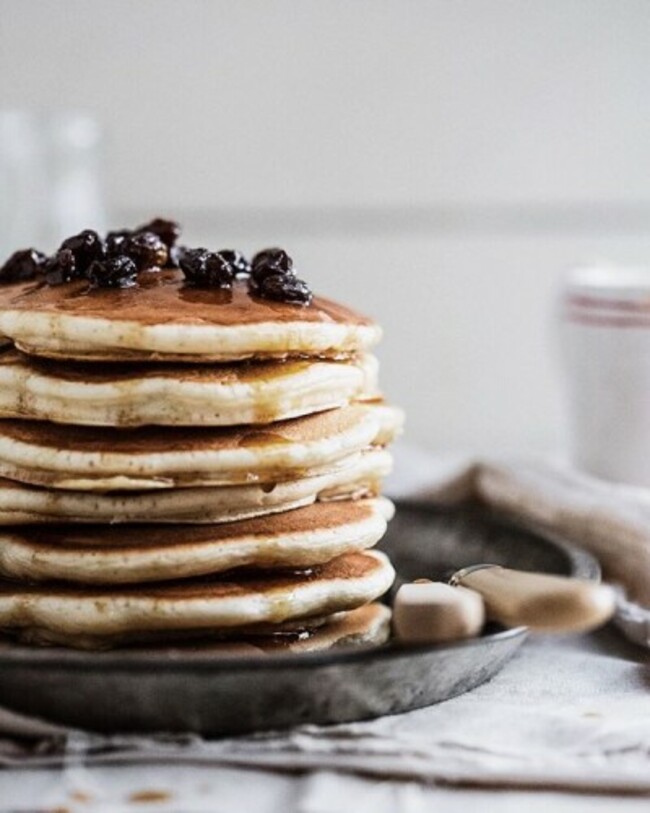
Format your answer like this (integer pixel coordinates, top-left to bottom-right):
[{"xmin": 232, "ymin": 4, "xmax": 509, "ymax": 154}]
[{"xmin": 561, "ymin": 265, "xmax": 650, "ymax": 488}]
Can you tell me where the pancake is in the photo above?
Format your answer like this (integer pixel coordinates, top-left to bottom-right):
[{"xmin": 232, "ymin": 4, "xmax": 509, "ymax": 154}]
[
  {"xmin": 0, "ymin": 498, "xmax": 394, "ymax": 583},
  {"xmin": 0, "ymin": 449, "xmax": 392, "ymax": 524},
  {"xmin": 5, "ymin": 603, "xmax": 392, "ymax": 652},
  {"xmin": 0, "ymin": 550, "xmax": 395, "ymax": 648},
  {"xmin": 0, "ymin": 274, "xmax": 381, "ymax": 363},
  {"xmin": 0, "ymin": 348, "xmax": 379, "ymax": 427},
  {"xmin": 0, "ymin": 403, "xmax": 403, "ymax": 491}
]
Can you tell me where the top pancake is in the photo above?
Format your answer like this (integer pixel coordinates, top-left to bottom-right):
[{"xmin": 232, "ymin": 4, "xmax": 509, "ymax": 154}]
[{"xmin": 0, "ymin": 273, "xmax": 381, "ymax": 363}]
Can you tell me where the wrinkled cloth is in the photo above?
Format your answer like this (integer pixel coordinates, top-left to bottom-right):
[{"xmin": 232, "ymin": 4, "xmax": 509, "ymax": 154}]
[
  {"xmin": 2, "ymin": 632, "xmax": 649, "ymax": 793},
  {"xmin": 1, "ymin": 449, "xmax": 650, "ymax": 795}
]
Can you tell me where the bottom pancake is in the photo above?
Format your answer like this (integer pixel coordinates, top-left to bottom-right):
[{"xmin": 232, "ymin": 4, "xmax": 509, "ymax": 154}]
[
  {"xmin": 6, "ymin": 604, "xmax": 392, "ymax": 653},
  {"xmin": 0, "ymin": 550, "xmax": 395, "ymax": 648}
]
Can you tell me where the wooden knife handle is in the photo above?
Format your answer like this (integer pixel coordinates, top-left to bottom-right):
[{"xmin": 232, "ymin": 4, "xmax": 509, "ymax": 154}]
[{"xmin": 456, "ymin": 566, "xmax": 616, "ymax": 633}]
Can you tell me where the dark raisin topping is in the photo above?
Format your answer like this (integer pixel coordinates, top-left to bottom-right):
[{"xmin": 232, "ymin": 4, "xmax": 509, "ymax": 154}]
[
  {"xmin": 87, "ymin": 256, "xmax": 138, "ymax": 289},
  {"xmin": 43, "ymin": 249, "xmax": 78, "ymax": 286},
  {"xmin": 257, "ymin": 273, "xmax": 313, "ymax": 305},
  {"xmin": 135, "ymin": 218, "xmax": 180, "ymax": 250},
  {"xmin": 122, "ymin": 231, "xmax": 168, "ymax": 271},
  {"xmin": 250, "ymin": 260, "xmax": 296, "ymax": 289},
  {"xmin": 204, "ymin": 253, "xmax": 236, "ymax": 287},
  {"xmin": 179, "ymin": 248, "xmax": 235, "ymax": 288},
  {"xmin": 178, "ymin": 247, "xmax": 208, "ymax": 279},
  {"xmin": 251, "ymin": 248, "xmax": 293, "ymax": 273},
  {"xmin": 0, "ymin": 249, "xmax": 47, "ymax": 284},
  {"xmin": 59, "ymin": 229, "xmax": 106, "ymax": 273},
  {"xmin": 249, "ymin": 248, "xmax": 295, "ymax": 290},
  {"xmin": 247, "ymin": 247, "xmax": 311, "ymax": 304},
  {"xmin": 2, "ymin": 223, "xmax": 312, "ymax": 304},
  {"xmin": 106, "ymin": 229, "xmax": 132, "ymax": 256},
  {"xmin": 218, "ymin": 250, "xmax": 251, "ymax": 277}
]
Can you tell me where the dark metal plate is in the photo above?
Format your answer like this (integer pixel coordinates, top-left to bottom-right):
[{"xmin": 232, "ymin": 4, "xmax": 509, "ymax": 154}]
[{"xmin": 0, "ymin": 501, "xmax": 600, "ymax": 735}]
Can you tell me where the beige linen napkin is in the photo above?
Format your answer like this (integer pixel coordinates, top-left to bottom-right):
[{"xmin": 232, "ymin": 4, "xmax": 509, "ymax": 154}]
[{"xmin": 1, "ymin": 448, "xmax": 650, "ymax": 794}]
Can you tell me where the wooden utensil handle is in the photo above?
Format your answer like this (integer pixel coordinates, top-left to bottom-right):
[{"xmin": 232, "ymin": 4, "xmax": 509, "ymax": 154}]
[
  {"xmin": 393, "ymin": 580, "xmax": 485, "ymax": 644},
  {"xmin": 457, "ymin": 566, "xmax": 616, "ymax": 633}
]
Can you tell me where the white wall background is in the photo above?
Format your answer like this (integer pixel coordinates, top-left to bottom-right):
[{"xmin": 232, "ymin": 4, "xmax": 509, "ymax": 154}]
[{"xmin": 2, "ymin": 0, "xmax": 650, "ymax": 454}]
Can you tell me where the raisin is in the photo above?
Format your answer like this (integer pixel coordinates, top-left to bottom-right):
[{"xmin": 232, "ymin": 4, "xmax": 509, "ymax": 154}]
[
  {"xmin": 250, "ymin": 260, "xmax": 296, "ymax": 289},
  {"xmin": 204, "ymin": 253, "xmax": 236, "ymax": 287},
  {"xmin": 106, "ymin": 229, "xmax": 132, "ymax": 256},
  {"xmin": 257, "ymin": 273, "xmax": 312, "ymax": 305},
  {"xmin": 43, "ymin": 250, "xmax": 78, "ymax": 286},
  {"xmin": 251, "ymin": 247, "xmax": 293, "ymax": 272},
  {"xmin": 250, "ymin": 248, "xmax": 294, "ymax": 290},
  {"xmin": 0, "ymin": 249, "xmax": 47, "ymax": 284},
  {"xmin": 59, "ymin": 229, "xmax": 106, "ymax": 273},
  {"xmin": 218, "ymin": 250, "xmax": 251, "ymax": 277},
  {"xmin": 179, "ymin": 248, "xmax": 235, "ymax": 288},
  {"xmin": 135, "ymin": 218, "xmax": 180, "ymax": 250},
  {"xmin": 87, "ymin": 256, "xmax": 138, "ymax": 289},
  {"xmin": 178, "ymin": 247, "xmax": 208, "ymax": 278},
  {"xmin": 122, "ymin": 231, "xmax": 168, "ymax": 270}
]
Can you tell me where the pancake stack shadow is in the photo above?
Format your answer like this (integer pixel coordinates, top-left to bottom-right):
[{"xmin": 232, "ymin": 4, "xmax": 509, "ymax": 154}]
[{"xmin": 0, "ymin": 265, "xmax": 402, "ymax": 652}]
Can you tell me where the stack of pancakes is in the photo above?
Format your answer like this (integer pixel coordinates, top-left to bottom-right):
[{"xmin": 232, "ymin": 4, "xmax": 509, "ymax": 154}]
[{"xmin": 0, "ymin": 265, "xmax": 402, "ymax": 652}]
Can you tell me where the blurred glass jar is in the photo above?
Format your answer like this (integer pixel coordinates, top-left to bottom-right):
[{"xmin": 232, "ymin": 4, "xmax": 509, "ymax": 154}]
[
  {"xmin": 0, "ymin": 110, "xmax": 107, "ymax": 257},
  {"xmin": 561, "ymin": 265, "xmax": 650, "ymax": 488}
]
